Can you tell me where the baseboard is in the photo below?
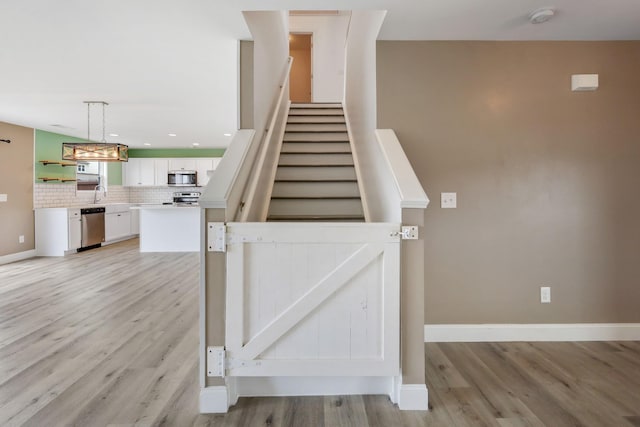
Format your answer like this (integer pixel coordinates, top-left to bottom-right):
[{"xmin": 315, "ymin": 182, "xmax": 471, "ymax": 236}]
[
  {"xmin": 233, "ymin": 376, "xmax": 394, "ymax": 398},
  {"xmin": 199, "ymin": 386, "xmax": 230, "ymax": 413},
  {"xmin": 425, "ymin": 323, "xmax": 640, "ymax": 342},
  {"xmin": 398, "ymin": 384, "xmax": 429, "ymax": 411},
  {"xmin": 0, "ymin": 249, "xmax": 36, "ymax": 266}
]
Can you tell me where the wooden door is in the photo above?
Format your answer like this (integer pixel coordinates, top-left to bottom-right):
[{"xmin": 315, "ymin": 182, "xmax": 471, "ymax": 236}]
[
  {"xmin": 225, "ymin": 222, "xmax": 400, "ymax": 377},
  {"xmin": 289, "ymin": 33, "xmax": 312, "ymax": 103}
]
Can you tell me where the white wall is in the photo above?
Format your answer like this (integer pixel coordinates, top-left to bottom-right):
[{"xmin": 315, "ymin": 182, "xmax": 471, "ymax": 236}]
[
  {"xmin": 243, "ymin": 11, "xmax": 290, "ymax": 138},
  {"xmin": 289, "ymin": 13, "xmax": 350, "ymax": 102},
  {"xmin": 343, "ymin": 10, "xmax": 393, "ymax": 222},
  {"xmin": 239, "ymin": 11, "xmax": 290, "ymax": 221}
]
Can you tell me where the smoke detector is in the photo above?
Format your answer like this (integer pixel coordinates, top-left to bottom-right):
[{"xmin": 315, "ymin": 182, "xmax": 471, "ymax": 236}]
[{"xmin": 529, "ymin": 8, "xmax": 555, "ymax": 24}]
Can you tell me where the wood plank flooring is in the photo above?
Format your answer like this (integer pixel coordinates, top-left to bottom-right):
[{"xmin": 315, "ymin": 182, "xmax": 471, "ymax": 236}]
[{"xmin": 1, "ymin": 239, "xmax": 639, "ymax": 426}]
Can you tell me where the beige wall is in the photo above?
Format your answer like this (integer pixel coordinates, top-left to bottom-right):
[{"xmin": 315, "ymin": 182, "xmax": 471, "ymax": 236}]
[
  {"xmin": 239, "ymin": 40, "xmax": 254, "ymax": 129},
  {"xmin": 377, "ymin": 41, "xmax": 640, "ymax": 324},
  {"xmin": 0, "ymin": 121, "xmax": 35, "ymax": 257}
]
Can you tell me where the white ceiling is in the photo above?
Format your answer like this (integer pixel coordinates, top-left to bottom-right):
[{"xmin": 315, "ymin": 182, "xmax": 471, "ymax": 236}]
[{"xmin": 1, "ymin": 0, "xmax": 638, "ymax": 149}]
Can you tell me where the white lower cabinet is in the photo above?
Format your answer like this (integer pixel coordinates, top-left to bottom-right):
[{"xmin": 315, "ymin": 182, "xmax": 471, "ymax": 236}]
[
  {"xmin": 130, "ymin": 207, "xmax": 140, "ymax": 235},
  {"xmin": 105, "ymin": 206, "xmax": 131, "ymax": 242},
  {"xmin": 67, "ymin": 209, "xmax": 82, "ymax": 250}
]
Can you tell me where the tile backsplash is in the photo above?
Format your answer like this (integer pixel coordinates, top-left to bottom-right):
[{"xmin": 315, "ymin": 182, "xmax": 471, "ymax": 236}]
[
  {"xmin": 128, "ymin": 187, "xmax": 176, "ymax": 204},
  {"xmin": 34, "ymin": 184, "xmax": 130, "ymax": 208},
  {"xmin": 34, "ymin": 184, "xmax": 196, "ymax": 208}
]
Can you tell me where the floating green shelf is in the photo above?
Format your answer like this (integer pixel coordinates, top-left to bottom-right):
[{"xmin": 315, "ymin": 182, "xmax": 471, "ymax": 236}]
[{"xmin": 39, "ymin": 160, "xmax": 77, "ymax": 167}]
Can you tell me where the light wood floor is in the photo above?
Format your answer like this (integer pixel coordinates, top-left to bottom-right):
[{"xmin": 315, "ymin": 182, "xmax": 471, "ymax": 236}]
[{"xmin": 1, "ymin": 239, "xmax": 639, "ymax": 426}]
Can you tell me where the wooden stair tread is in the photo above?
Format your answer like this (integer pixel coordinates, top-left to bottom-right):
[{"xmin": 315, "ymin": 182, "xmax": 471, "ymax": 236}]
[
  {"xmin": 267, "ymin": 215, "xmax": 365, "ymax": 222},
  {"xmin": 274, "ymin": 179, "xmax": 358, "ymax": 183},
  {"xmin": 280, "ymin": 151, "xmax": 351, "ymax": 154},
  {"xmin": 290, "ymin": 103, "xmax": 342, "ymax": 108},
  {"xmin": 271, "ymin": 196, "xmax": 360, "ymax": 200},
  {"xmin": 277, "ymin": 164, "xmax": 354, "ymax": 168}
]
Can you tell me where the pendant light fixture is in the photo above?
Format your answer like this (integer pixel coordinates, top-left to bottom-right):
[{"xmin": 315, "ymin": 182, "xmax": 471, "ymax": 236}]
[{"xmin": 62, "ymin": 101, "xmax": 128, "ymax": 162}]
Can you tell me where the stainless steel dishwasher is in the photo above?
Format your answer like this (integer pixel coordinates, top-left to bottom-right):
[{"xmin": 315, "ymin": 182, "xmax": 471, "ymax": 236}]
[{"xmin": 80, "ymin": 207, "xmax": 105, "ymax": 250}]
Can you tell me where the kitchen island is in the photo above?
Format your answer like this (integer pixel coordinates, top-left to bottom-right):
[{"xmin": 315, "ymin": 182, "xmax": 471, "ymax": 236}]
[{"xmin": 132, "ymin": 205, "xmax": 201, "ymax": 252}]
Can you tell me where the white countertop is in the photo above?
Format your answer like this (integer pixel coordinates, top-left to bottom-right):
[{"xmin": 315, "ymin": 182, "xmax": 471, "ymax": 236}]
[{"xmin": 130, "ymin": 204, "xmax": 200, "ymax": 210}]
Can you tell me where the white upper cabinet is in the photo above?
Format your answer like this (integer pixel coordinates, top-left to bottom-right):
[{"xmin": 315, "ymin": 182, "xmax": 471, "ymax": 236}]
[
  {"xmin": 154, "ymin": 159, "xmax": 169, "ymax": 186},
  {"xmin": 196, "ymin": 158, "xmax": 214, "ymax": 187},
  {"xmin": 169, "ymin": 158, "xmax": 197, "ymax": 171},
  {"xmin": 124, "ymin": 158, "xmax": 155, "ymax": 186},
  {"xmin": 124, "ymin": 157, "xmax": 220, "ymax": 187}
]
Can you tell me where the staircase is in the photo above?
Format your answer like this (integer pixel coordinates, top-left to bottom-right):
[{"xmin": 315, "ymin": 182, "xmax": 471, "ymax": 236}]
[{"xmin": 267, "ymin": 103, "xmax": 365, "ymax": 222}]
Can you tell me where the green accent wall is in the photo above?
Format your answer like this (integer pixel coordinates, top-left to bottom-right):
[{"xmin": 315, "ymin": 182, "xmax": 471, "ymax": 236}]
[
  {"xmin": 34, "ymin": 130, "xmax": 123, "ymax": 185},
  {"xmin": 128, "ymin": 148, "xmax": 225, "ymax": 158}
]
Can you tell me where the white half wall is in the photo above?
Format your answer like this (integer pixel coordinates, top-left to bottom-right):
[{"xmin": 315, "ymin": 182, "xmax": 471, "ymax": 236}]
[
  {"xmin": 289, "ymin": 13, "xmax": 350, "ymax": 102},
  {"xmin": 343, "ymin": 10, "xmax": 393, "ymax": 222}
]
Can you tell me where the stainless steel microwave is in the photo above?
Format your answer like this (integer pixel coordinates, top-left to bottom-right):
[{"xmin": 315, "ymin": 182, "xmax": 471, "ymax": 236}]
[{"xmin": 168, "ymin": 170, "xmax": 197, "ymax": 186}]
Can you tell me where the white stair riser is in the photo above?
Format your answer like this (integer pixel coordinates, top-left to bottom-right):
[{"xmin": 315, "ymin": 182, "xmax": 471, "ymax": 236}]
[
  {"xmin": 268, "ymin": 199, "xmax": 364, "ymax": 216},
  {"xmin": 282, "ymin": 142, "xmax": 351, "ymax": 153},
  {"xmin": 284, "ymin": 133, "xmax": 348, "ymax": 142},
  {"xmin": 275, "ymin": 167, "xmax": 357, "ymax": 181},
  {"xmin": 289, "ymin": 108, "xmax": 343, "ymax": 116},
  {"xmin": 279, "ymin": 153, "xmax": 354, "ymax": 166},
  {"xmin": 272, "ymin": 182, "xmax": 360, "ymax": 198},
  {"xmin": 288, "ymin": 116, "xmax": 346, "ymax": 124},
  {"xmin": 291, "ymin": 103, "xmax": 342, "ymax": 108},
  {"xmin": 286, "ymin": 123, "xmax": 347, "ymax": 132}
]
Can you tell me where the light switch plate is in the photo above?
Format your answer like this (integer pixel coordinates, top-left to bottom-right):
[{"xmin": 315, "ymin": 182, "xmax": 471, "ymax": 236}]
[
  {"xmin": 0, "ymin": 194, "xmax": 7, "ymax": 202},
  {"xmin": 441, "ymin": 192, "xmax": 457, "ymax": 208}
]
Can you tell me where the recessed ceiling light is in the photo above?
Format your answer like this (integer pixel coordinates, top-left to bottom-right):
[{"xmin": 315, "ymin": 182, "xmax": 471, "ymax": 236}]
[
  {"xmin": 109, "ymin": 133, "xmax": 119, "ymax": 137},
  {"xmin": 168, "ymin": 133, "xmax": 177, "ymax": 137},
  {"xmin": 143, "ymin": 143, "xmax": 151, "ymax": 146},
  {"xmin": 529, "ymin": 8, "xmax": 555, "ymax": 24},
  {"xmin": 223, "ymin": 133, "xmax": 232, "ymax": 137},
  {"xmin": 192, "ymin": 143, "xmax": 200, "ymax": 146}
]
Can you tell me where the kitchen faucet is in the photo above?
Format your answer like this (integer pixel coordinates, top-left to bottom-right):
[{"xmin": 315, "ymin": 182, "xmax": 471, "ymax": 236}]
[{"xmin": 93, "ymin": 184, "xmax": 106, "ymax": 204}]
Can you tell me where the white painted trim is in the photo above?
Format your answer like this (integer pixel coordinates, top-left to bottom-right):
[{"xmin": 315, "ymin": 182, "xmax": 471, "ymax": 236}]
[
  {"xmin": 375, "ymin": 129, "xmax": 429, "ymax": 209},
  {"xmin": 233, "ymin": 376, "xmax": 394, "ymax": 398},
  {"xmin": 198, "ymin": 209, "xmax": 207, "ymax": 388},
  {"xmin": 425, "ymin": 323, "xmax": 640, "ymax": 342},
  {"xmin": 199, "ymin": 386, "xmax": 230, "ymax": 413},
  {"xmin": 398, "ymin": 384, "xmax": 429, "ymax": 411},
  {"xmin": 343, "ymin": 106, "xmax": 371, "ymax": 222},
  {"xmin": 102, "ymin": 235, "xmax": 136, "ymax": 246},
  {"xmin": 0, "ymin": 249, "xmax": 36, "ymax": 265},
  {"xmin": 199, "ymin": 129, "xmax": 256, "ymax": 209}
]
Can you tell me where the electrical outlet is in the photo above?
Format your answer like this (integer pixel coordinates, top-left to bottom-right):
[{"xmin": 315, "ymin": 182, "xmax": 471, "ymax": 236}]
[
  {"xmin": 0, "ymin": 194, "xmax": 7, "ymax": 202},
  {"xmin": 540, "ymin": 286, "xmax": 551, "ymax": 303},
  {"xmin": 19, "ymin": 235, "xmax": 25, "ymax": 244},
  {"xmin": 441, "ymin": 192, "xmax": 457, "ymax": 208}
]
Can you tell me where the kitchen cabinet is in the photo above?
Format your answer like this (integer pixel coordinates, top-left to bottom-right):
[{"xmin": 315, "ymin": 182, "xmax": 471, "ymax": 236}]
[
  {"xmin": 105, "ymin": 205, "xmax": 131, "ymax": 241},
  {"xmin": 124, "ymin": 158, "xmax": 155, "ymax": 186},
  {"xmin": 130, "ymin": 206, "xmax": 140, "ymax": 235},
  {"xmin": 195, "ymin": 158, "xmax": 220, "ymax": 187},
  {"xmin": 67, "ymin": 209, "xmax": 82, "ymax": 250},
  {"xmin": 123, "ymin": 157, "xmax": 220, "ymax": 187},
  {"xmin": 169, "ymin": 158, "xmax": 197, "ymax": 171},
  {"xmin": 154, "ymin": 159, "xmax": 169, "ymax": 186},
  {"xmin": 196, "ymin": 158, "xmax": 213, "ymax": 187},
  {"xmin": 35, "ymin": 208, "xmax": 82, "ymax": 256}
]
